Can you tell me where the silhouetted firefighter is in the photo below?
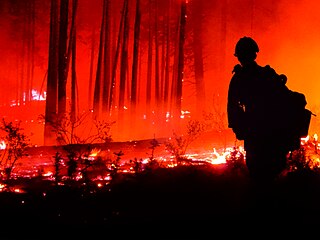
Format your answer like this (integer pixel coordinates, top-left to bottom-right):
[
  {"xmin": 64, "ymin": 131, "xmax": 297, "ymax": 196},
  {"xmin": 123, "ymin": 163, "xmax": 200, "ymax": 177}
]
[{"xmin": 227, "ymin": 36, "xmax": 312, "ymax": 184}]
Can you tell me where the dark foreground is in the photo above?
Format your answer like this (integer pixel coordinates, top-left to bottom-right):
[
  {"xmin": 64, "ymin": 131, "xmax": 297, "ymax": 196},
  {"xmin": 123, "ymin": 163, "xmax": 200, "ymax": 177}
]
[{"xmin": 1, "ymin": 165, "xmax": 320, "ymax": 239}]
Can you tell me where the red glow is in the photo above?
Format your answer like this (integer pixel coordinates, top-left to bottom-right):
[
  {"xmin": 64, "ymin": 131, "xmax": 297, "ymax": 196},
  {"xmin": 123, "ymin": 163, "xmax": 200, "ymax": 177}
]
[{"xmin": 0, "ymin": 0, "xmax": 318, "ymax": 146}]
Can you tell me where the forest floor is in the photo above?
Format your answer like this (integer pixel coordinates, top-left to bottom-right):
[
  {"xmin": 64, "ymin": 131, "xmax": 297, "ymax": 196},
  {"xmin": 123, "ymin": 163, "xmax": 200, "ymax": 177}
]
[
  {"xmin": 0, "ymin": 130, "xmax": 318, "ymax": 239},
  {"xmin": 1, "ymin": 165, "xmax": 320, "ymax": 239}
]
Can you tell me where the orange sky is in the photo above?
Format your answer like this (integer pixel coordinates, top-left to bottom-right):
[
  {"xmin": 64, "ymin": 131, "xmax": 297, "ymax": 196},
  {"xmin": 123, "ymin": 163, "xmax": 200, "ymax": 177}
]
[{"xmin": 0, "ymin": 0, "xmax": 319, "ymax": 145}]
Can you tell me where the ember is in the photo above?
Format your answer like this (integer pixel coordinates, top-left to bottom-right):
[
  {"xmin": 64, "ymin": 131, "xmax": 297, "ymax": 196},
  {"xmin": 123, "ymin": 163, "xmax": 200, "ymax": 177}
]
[{"xmin": 0, "ymin": 133, "xmax": 317, "ymax": 191}]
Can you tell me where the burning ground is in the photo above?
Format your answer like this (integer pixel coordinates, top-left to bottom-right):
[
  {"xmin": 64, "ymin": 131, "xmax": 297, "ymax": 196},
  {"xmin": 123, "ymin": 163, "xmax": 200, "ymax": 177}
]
[{"xmin": 0, "ymin": 132, "xmax": 320, "ymax": 239}]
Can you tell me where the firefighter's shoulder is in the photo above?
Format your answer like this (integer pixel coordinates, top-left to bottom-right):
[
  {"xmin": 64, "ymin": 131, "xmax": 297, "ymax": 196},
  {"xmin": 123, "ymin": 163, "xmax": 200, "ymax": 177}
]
[{"xmin": 232, "ymin": 64, "xmax": 242, "ymax": 74}]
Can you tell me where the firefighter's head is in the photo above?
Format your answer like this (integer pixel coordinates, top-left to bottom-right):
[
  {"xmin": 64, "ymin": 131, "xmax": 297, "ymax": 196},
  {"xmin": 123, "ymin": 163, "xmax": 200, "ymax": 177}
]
[{"xmin": 234, "ymin": 36, "xmax": 259, "ymax": 65}]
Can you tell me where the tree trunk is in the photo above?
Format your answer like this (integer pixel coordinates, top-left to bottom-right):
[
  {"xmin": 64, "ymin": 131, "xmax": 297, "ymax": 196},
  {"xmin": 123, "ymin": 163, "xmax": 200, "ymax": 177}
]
[
  {"xmin": 192, "ymin": 0, "xmax": 206, "ymax": 116},
  {"xmin": 93, "ymin": 0, "xmax": 106, "ymax": 117},
  {"xmin": 88, "ymin": 27, "xmax": 96, "ymax": 110},
  {"xmin": 71, "ymin": 28, "xmax": 77, "ymax": 125},
  {"xmin": 109, "ymin": 1, "xmax": 125, "ymax": 115},
  {"xmin": 71, "ymin": 0, "xmax": 78, "ymax": 124},
  {"xmin": 175, "ymin": 0, "xmax": 187, "ymax": 120},
  {"xmin": 117, "ymin": 0, "xmax": 129, "ymax": 139},
  {"xmin": 170, "ymin": 16, "xmax": 179, "ymax": 119},
  {"xmin": 163, "ymin": 0, "xmax": 171, "ymax": 113},
  {"xmin": 146, "ymin": 0, "xmax": 153, "ymax": 119},
  {"xmin": 57, "ymin": 0, "xmax": 69, "ymax": 117},
  {"xmin": 118, "ymin": 0, "xmax": 129, "ymax": 112},
  {"xmin": 154, "ymin": 0, "xmax": 160, "ymax": 108},
  {"xmin": 44, "ymin": 0, "xmax": 60, "ymax": 146},
  {"xmin": 25, "ymin": 0, "xmax": 35, "ymax": 103},
  {"xmin": 130, "ymin": 0, "xmax": 141, "ymax": 116},
  {"xmin": 102, "ymin": 0, "xmax": 111, "ymax": 115}
]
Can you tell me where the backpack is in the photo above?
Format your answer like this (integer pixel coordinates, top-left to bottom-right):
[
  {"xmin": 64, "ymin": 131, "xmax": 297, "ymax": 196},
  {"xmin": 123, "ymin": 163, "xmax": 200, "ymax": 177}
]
[
  {"xmin": 283, "ymin": 89, "xmax": 314, "ymax": 151},
  {"xmin": 260, "ymin": 65, "xmax": 314, "ymax": 151}
]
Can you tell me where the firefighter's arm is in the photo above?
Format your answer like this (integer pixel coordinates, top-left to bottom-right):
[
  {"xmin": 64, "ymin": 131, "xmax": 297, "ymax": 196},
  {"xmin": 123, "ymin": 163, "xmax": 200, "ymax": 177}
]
[{"xmin": 227, "ymin": 75, "xmax": 246, "ymax": 140}]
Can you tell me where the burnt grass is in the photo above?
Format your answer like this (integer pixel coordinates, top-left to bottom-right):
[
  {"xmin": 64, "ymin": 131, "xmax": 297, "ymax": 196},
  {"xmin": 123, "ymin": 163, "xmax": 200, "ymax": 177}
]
[{"xmin": 1, "ymin": 165, "xmax": 320, "ymax": 239}]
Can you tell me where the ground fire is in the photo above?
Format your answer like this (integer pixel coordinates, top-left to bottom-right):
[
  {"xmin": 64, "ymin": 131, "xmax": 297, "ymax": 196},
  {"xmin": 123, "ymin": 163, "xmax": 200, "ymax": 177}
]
[{"xmin": 0, "ymin": 131, "xmax": 318, "ymax": 193}]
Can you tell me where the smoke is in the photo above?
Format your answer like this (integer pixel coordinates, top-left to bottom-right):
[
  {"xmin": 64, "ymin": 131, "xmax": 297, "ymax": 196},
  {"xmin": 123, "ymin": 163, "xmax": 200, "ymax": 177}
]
[
  {"xmin": 269, "ymin": 0, "xmax": 320, "ymax": 110},
  {"xmin": 0, "ymin": 0, "xmax": 320, "ymax": 145}
]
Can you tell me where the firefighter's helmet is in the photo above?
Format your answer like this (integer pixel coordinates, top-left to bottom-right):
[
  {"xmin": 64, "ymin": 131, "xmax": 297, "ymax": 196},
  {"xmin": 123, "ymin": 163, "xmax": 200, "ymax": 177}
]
[{"xmin": 234, "ymin": 36, "xmax": 259, "ymax": 57}]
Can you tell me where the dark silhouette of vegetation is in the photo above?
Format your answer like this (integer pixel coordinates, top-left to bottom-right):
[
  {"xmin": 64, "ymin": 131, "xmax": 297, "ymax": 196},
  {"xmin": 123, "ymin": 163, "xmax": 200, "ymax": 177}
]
[
  {"xmin": 144, "ymin": 136, "xmax": 161, "ymax": 172},
  {"xmin": 53, "ymin": 152, "xmax": 63, "ymax": 185},
  {"xmin": 111, "ymin": 150, "xmax": 124, "ymax": 180},
  {"xmin": 66, "ymin": 150, "xmax": 78, "ymax": 180},
  {"xmin": 165, "ymin": 119, "xmax": 204, "ymax": 163},
  {"xmin": 0, "ymin": 119, "xmax": 30, "ymax": 186},
  {"xmin": 0, "ymin": 134, "xmax": 319, "ymax": 239},
  {"xmin": 130, "ymin": 157, "xmax": 144, "ymax": 175},
  {"xmin": 203, "ymin": 93, "xmax": 229, "ymax": 150},
  {"xmin": 225, "ymin": 146, "xmax": 246, "ymax": 174},
  {"xmin": 40, "ymin": 110, "xmax": 114, "ymax": 145}
]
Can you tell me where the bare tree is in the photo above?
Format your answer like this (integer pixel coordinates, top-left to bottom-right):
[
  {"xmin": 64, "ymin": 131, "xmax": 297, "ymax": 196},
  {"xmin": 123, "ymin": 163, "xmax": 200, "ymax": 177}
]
[
  {"xmin": 109, "ymin": 1, "xmax": 126, "ymax": 115},
  {"xmin": 102, "ymin": 0, "xmax": 111, "ymax": 115},
  {"xmin": 130, "ymin": 0, "xmax": 141, "ymax": 115},
  {"xmin": 0, "ymin": 119, "xmax": 30, "ymax": 186},
  {"xmin": 118, "ymin": 0, "xmax": 129, "ymax": 111},
  {"xmin": 88, "ymin": 28, "xmax": 96, "ymax": 110},
  {"xmin": 163, "ymin": 0, "xmax": 171, "ymax": 113},
  {"xmin": 57, "ymin": 0, "xmax": 69, "ymax": 117},
  {"xmin": 70, "ymin": 0, "xmax": 78, "ymax": 123},
  {"xmin": 146, "ymin": 0, "xmax": 153, "ymax": 119},
  {"xmin": 93, "ymin": 0, "xmax": 106, "ymax": 117},
  {"xmin": 154, "ymin": 0, "xmax": 160, "ymax": 108},
  {"xmin": 44, "ymin": 0, "xmax": 59, "ymax": 146},
  {"xmin": 192, "ymin": 0, "xmax": 206, "ymax": 116},
  {"xmin": 174, "ymin": 0, "xmax": 187, "ymax": 120}
]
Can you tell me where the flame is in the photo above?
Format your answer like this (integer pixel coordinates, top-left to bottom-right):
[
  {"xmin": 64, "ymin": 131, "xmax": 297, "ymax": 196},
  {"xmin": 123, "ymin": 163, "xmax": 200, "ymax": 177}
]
[
  {"xmin": 90, "ymin": 148, "xmax": 101, "ymax": 156},
  {"xmin": 42, "ymin": 171, "xmax": 53, "ymax": 177},
  {"xmin": 0, "ymin": 141, "xmax": 6, "ymax": 150},
  {"xmin": 2, "ymin": 134, "xmax": 320, "ymax": 184},
  {"xmin": 88, "ymin": 148, "xmax": 101, "ymax": 160},
  {"xmin": 9, "ymin": 89, "xmax": 46, "ymax": 107}
]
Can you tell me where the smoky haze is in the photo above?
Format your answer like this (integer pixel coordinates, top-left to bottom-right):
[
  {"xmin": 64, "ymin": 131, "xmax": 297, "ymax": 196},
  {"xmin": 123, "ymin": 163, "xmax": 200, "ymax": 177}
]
[{"xmin": 0, "ymin": 0, "xmax": 318, "ymax": 146}]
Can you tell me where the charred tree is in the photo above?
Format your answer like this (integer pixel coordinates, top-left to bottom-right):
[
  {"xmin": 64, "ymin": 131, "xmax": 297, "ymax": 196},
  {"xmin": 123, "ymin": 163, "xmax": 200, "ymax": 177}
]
[
  {"xmin": 88, "ymin": 27, "xmax": 96, "ymax": 110},
  {"xmin": 93, "ymin": 0, "xmax": 107, "ymax": 117},
  {"xmin": 154, "ymin": 0, "xmax": 160, "ymax": 109},
  {"xmin": 109, "ymin": 2, "xmax": 125, "ymax": 115},
  {"xmin": 44, "ymin": 0, "xmax": 60, "ymax": 145},
  {"xmin": 170, "ymin": 16, "xmax": 179, "ymax": 119},
  {"xmin": 102, "ymin": 0, "xmax": 111, "ymax": 115},
  {"xmin": 130, "ymin": 0, "xmax": 141, "ymax": 116},
  {"xmin": 71, "ymin": 29, "xmax": 77, "ymax": 124},
  {"xmin": 70, "ymin": 0, "xmax": 78, "ymax": 124},
  {"xmin": 118, "ymin": 0, "xmax": 129, "ymax": 112},
  {"xmin": 24, "ymin": 0, "xmax": 36, "ymax": 103},
  {"xmin": 192, "ymin": 0, "xmax": 206, "ymax": 116},
  {"xmin": 117, "ymin": 0, "xmax": 129, "ymax": 138},
  {"xmin": 146, "ymin": 0, "xmax": 153, "ymax": 119},
  {"xmin": 57, "ymin": 0, "xmax": 69, "ymax": 118},
  {"xmin": 174, "ymin": 0, "xmax": 187, "ymax": 120},
  {"xmin": 163, "ymin": 0, "xmax": 171, "ymax": 114}
]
